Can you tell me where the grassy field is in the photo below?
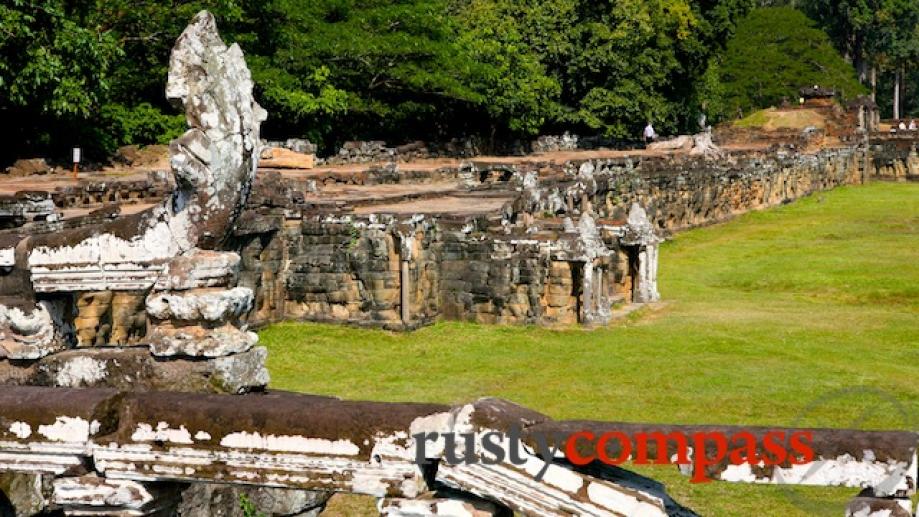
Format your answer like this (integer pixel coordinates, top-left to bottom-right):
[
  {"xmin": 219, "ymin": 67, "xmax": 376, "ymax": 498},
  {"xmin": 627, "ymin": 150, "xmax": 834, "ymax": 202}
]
[
  {"xmin": 734, "ymin": 107, "xmax": 827, "ymax": 130},
  {"xmin": 261, "ymin": 182, "xmax": 918, "ymax": 516}
]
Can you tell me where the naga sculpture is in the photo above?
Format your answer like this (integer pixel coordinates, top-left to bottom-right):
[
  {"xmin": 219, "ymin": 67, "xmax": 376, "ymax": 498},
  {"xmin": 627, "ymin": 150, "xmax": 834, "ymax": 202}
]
[{"xmin": 0, "ymin": 11, "xmax": 265, "ymax": 362}]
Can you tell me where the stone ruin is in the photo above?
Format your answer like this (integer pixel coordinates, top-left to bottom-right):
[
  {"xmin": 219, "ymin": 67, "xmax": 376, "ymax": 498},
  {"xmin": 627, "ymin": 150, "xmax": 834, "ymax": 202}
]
[
  {"xmin": 0, "ymin": 10, "xmax": 268, "ymax": 393},
  {"xmin": 0, "ymin": 10, "xmax": 916, "ymax": 516},
  {"xmin": 1, "ymin": 386, "xmax": 916, "ymax": 516}
]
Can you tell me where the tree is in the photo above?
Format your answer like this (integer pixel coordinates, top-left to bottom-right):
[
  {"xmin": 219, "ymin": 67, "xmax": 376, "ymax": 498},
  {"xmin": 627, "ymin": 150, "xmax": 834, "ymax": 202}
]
[
  {"xmin": 0, "ymin": 0, "xmax": 764, "ymax": 162},
  {"xmin": 558, "ymin": 0, "xmax": 751, "ymax": 138},
  {"xmin": 248, "ymin": 0, "xmax": 494, "ymax": 149},
  {"xmin": 800, "ymin": 0, "xmax": 877, "ymax": 82},
  {"xmin": 801, "ymin": 0, "xmax": 919, "ymax": 118},
  {"xmin": 877, "ymin": 0, "xmax": 919, "ymax": 119},
  {"xmin": 0, "ymin": 0, "xmax": 120, "ymax": 163},
  {"xmin": 719, "ymin": 7, "xmax": 867, "ymax": 117},
  {"xmin": 450, "ymin": 0, "xmax": 567, "ymax": 138}
]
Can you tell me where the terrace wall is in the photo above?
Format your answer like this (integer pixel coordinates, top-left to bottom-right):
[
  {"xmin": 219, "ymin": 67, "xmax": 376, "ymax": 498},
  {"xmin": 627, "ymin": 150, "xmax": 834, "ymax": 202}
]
[{"xmin": 236, "ymin": 146, "xmax": 868, "ymax": 330}]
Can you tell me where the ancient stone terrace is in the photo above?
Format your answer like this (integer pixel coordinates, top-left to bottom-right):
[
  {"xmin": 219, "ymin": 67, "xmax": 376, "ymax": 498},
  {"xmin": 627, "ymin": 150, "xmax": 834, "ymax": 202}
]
[
  {"xmin": 5, "ymin": 125, "xmax": 915, "ymax": 333},
  {"xmin": 0, "ymin": 9, "xmax": 918, "ymax": 517}
]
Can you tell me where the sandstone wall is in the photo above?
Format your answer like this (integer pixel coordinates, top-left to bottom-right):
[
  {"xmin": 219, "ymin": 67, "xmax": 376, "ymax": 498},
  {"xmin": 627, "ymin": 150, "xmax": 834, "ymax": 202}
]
[
  {"xmin": 236, "ymin": 146, "xmax": 867, "ymax": 330},
  {"xmin": 869, "ymin": 134, "xmax": 919, "ymax": 180},
  {"xmin": 530, "ymin": 146, "xmax": 867, "ymax": 233}
]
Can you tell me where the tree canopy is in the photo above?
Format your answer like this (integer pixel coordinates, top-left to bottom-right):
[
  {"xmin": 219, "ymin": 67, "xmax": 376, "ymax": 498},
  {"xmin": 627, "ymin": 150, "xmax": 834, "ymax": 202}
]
[
  {"xmin": 798, "ymin": 0, "xmax": 919, "ymax": 118},
  {"xmin": 719, "ymin": 7, "xmax": 867, "ymax": 117},
  {"xmin": 4, "ymin": 0, "xmax": 905, "ymax": 166}
]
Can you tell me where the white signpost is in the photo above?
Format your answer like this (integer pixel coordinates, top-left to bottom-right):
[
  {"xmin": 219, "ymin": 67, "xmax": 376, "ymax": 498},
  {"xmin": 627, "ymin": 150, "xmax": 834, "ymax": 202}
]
[{"xmin": 72, "ymin": 147, "xmax": 81, "ymax": 180}]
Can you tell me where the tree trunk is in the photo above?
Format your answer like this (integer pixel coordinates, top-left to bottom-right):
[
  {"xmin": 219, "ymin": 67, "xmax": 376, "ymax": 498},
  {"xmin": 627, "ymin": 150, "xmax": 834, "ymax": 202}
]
[
  {"xmin": 894, "ymin": 66, "xmax": 901, "ymax": 121},
  {"xmin": 856, "ymin": 55, "xmax": 868, "ymax": 84},
  {"xmin": 870, "ymin": 65, "xmax": 877, "ymax": 102}
]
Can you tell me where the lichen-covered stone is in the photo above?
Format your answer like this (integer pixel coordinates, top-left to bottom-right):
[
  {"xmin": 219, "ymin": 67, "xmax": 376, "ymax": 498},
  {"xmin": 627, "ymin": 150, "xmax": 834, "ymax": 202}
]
[
  {"xmin": 176, "ymin": 484, "xmax": 330, "ymax": 517},
  {"xmin": 0, "ymin": 347, "xmax": 268, "ymax": 393}
]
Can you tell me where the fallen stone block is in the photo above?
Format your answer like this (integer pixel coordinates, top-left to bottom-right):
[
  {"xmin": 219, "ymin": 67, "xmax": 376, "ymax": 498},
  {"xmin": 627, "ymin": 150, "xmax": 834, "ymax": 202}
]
[
  {"xmin": 259, "ymin": 147, "xmax": 315, "ymax": 170},
  {"xmin": 5, "ymin": 158, "xmax": 53, "ymax": 177}
]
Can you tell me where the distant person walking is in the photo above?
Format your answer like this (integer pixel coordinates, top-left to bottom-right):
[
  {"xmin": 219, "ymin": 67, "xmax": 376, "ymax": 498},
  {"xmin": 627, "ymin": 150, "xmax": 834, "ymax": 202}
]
[
  {"xmin": 898, "ymin": 120, "xmax": 907, "ymax": 131},
  {"xmin": 910, "ymin": 119, "xmax": 917, "ymax": 131},
  {"xmin": 643, "ymin": 122, "xmax": 657, "ymax": 144}
]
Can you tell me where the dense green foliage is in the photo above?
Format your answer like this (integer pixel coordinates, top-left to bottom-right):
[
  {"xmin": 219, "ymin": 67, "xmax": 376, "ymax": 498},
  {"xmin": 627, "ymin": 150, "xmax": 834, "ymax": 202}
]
[
  {"xmin": 1, "ymin": 0, "xmax": 758, "ymax": 163},
  {"xmin": 4, "ymin": 0, "xmax": 913, "ymax": 164},
  {"xmin": 719, "ymin": 8, "xmax": 867, "ymax": 117},
  {"xmin": 262, "ymin": 181, "xmax": 919, "ymax": 516},
  {"xmin": 798, "ymin": 0, "xmax": 919, "ymax": 118}
]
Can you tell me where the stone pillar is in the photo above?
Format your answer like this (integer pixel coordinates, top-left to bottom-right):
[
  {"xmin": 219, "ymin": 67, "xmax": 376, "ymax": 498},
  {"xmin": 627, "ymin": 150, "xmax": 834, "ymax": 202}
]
[
  {"xmin": 398, "ymin": 232, "xmax": 415, "ymax": 326},
  {"xmin": 598, "ymin": 266, "xmax": 612, "ymax": 307},
  {"xmin": 633, "ymin": 244, "xmax": 661, "ymax": 303},
  {"xmin": 400, "ymin": 259, "xmax": 411, "ymax": 325},
  {"xmin": 580, "ymin": 260, "xmax": 593, "ymax": 323},
  {"xmin": 593, "ymin": 267, "xmax": 604, "ymax": 313},
  {"xmin": 621, "ymin": 204, "xmax": 662, "ymax": 304}
]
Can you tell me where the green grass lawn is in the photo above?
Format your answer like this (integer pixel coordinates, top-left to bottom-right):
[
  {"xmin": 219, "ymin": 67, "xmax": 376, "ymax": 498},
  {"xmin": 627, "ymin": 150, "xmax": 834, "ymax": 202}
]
[{"xmin": 260, "ymin": 182, "xmax": 919, "ymax": 516}]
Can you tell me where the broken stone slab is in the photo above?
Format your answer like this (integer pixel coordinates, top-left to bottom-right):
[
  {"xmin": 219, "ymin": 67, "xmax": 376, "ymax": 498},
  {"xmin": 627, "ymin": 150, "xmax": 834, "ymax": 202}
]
[
  {"xmin": 1, "ymin": 387, "xmax": 916, "ymax": 516},
  {"xmin": 431, "ymin": 400, "xmax": 673, "ymax": 517},
  {"xmin": 25, "ymin": 208, "xmax": 180, "ymax": 294},
  {"xmin": 92, "ymin": 391, "xmax": 448, "ymax": 497},
  {"xmin": 537, "ymin": 420, "xmax": 918, "ymax": 497},
  {"xmin": 52, "ymin": 476, "xmax": 185, "ymax": 516},
  {"xmin": 845, "ymin": 494, "xmax": 913, "ymax": 517},
  {"xmin": 0, "ymin": 346, "xmax": 269, "ymax": 393},
  {"xmin": 0, "ymin": 386, "xmax": 118, "ymax": 476}
]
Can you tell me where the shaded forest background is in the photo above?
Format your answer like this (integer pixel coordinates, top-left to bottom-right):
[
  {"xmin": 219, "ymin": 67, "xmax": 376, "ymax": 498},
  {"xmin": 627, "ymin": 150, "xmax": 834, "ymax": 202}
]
[{"xmin": 0, "ymin": 0, "xmax": 916, "ymax": 165}]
